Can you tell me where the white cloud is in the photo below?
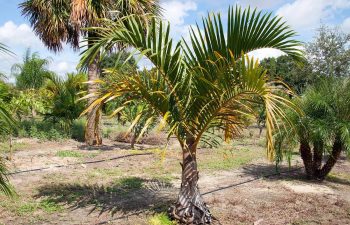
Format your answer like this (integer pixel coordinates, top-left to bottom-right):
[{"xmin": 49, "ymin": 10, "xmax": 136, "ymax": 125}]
[
  {"xmin": 49, "ymin": 60, "xmax": 77, "ymax": 76},
  {"xmin": 248, "ymin": 48, "xmax": 285, "ymax": 61},
  {"xmin": 161, "ymin": 1, "xmax": 197, "ymax": 26},
  {"xmin": 0, "ymin": 21, "xmax": 43, "ymax": 49},
  {"xmin": 341, "ymin": 17, "xmax": 350, "ymax": 32},
  {"xmin": 276, "ymin": 0, "xmax": 350, "ymax": 31}
]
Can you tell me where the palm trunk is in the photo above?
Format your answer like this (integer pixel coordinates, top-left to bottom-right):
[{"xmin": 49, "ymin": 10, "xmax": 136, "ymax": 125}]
[
  {"xmin": 312, "ymin": 142, "xmax": 323, "ymax": 178},
  {"xmin": 85, "ymin": 33, "xmax": 102, "ymax": 146},
  {"xmin": 299, "ymin": 140, "xmax": 314, "ymax": 179},
  {"xmin": 317, "ymin": 137, "xmax": 342, "ymax": 180},
  {"xmin": 130, "ymin": 133, "xmax": 136, "ymax": 149},
  {"xmin": 168, "ymin": 137, "xmax": 211, "ymax": 224}
]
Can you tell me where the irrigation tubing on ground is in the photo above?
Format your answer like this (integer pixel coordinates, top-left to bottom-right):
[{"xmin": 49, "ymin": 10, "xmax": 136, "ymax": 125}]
[
  {"xmin": 94, "ymin": 165, "xmax": 304, "ymax": 225},
  {"xmin": 5, "ymin": 153, "xmax": 153, "ymax": 176}
]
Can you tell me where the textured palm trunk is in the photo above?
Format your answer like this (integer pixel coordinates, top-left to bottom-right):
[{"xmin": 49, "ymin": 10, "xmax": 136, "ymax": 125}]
[
  {"xmin": 169, "ymin": 137, "xmax": 212, "ymax": 224},
  {"xmin": 299, "ymin": 140, "xmax": 314, "ymax": 179},
  {"xmin": 299, "ymin": 138, "xmax": 342, "ymax": 180},
  {"xmin": 316, "ymin": 137, "xmax": 342, "ymax": 180},
  {"xmin": 85, "ymin": 33, "xmax": 102, "ymax": 146}
]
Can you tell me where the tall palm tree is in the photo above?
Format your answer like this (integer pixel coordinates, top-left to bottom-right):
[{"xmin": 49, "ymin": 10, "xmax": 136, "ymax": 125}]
[
  {"xmin": 0, "ymin": 42, "xmax": 16, "ymax": 197},
  {"xmin": 20, "ymin": 0, "xmax": 161, "ymax": 145},
  {"xmin": 81, "ymin": 6, "xmax": 302, "ymax": 223}
]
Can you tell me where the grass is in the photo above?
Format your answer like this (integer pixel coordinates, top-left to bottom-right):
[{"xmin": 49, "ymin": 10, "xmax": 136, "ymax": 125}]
[
  {"xmin": 0, "ymin": 142, "xmax": 26, "ymax": 153},
  {"xmin": 327, "ymin": 172, "xmax": 350, "ymax": 184},
  {"xmin": 148, "ymin": 213, "xmax": 177, "ymax": 225},
  {"xmin": 198, "ymin": 146, "xmax": 264, "ymax": 172},
  {"xmin": 56, "ymin": 150, "xmax": 84, "ymax": 158}
]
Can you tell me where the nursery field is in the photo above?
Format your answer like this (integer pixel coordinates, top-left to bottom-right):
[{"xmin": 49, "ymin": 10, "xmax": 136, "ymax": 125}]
[{"xmin": 1, "ymin": 127, "xmax": 350, "ymax": 225}]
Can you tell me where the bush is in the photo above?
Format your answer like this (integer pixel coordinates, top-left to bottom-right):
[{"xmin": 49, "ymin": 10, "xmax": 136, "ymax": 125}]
[
  {"xmin": 71, "ymin": 118, "xmax": 86, "ymax": 142},
  {"xmin": 15, "ymin": 120, "xmax": 68, "ymax": 141}
]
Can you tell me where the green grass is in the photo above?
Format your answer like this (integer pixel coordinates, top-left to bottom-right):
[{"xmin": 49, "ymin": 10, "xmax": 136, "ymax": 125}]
[
  {"xmin": 327, "ymin": 172, "xmax": 350, "ymax": 184},
  {"xmin": 199, "ymin": 147, "xmax": 263, "ymax": 172},
  {"xmin": 0, "ymin": 142, "xmax": 26, "ymax": 153},
  {"xmin": 148, "ymin": 213, "xmax": 177, "ymax": 225},
  {"xmin": 56, "ymin": 150, "xmax": 84, "ymax": 158}
]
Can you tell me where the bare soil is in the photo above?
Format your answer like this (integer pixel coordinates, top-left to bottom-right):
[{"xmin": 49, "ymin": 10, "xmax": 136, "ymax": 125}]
[{"xmin": 1, "ymin": 131, "xmax": 350, "ymax": 225}]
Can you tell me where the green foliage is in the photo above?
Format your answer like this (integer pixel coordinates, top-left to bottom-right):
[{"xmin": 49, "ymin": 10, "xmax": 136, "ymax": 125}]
[
  {"xmin": 260, "ymin": 55, "xmax": 312, "ymax": 94},
  {"xmin": 56, "ymin": 150, "xmax": 84, "ymax": 158},
  {"xmin": 16, "ymin": 120, "xmax": 69, "ymax": 141},
  {"xmin": 45, "ymin": 72, "xmax": 87, "ymax": 130},
  {"xmin": 149, "ymin": 213, "xmax": 177, "ymax": 225},
  {"xmin": 81, "ymin": 6, "xmax": 302, "ymax": 160},
  {"xmin": 71, "ymin": 118, "xmax": 86, "ymax": 142},
  {"xmin": 306, "ymin": 25, "xmax": 350, "ymax": 78},
  {"xmin": 275, "ymin": 78, "xmax": 350, "ymax": 163},
  {"xmin": 100, "ymin": 51, "xmax": 137, "ymax": 77},
  {"xmin": 11, "ymin": 49, "xmax": 52, "ymax": 90}
]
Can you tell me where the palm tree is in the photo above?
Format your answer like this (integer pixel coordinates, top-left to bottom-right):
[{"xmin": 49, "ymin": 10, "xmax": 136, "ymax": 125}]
[
  {"xmin": 45, "ymin": 72, "xmax": 87, "ymax": 130},
  {"xmin": 20, "ymin": 0, "xmax": 161, "ymax": 145},
  {"xmin": 0, "ymin": 42, "xmax": 16, "ymax": 197},
  {"xmin": 81, "ymin": 6, "xmax": 302, "ymax": 223},
  {"xmin": 275, "ymin": 78, "xmax": 350, "ymax": 180},
  {"xmin": 11, "ymin": 48, "xmax": 51, "ymax": 90}
]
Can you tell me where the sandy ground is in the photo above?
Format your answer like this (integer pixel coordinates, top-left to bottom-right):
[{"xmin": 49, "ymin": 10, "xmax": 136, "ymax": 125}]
[{"xmin": 0, "ymin": 136, "xmax": 350, "ymax": 225}]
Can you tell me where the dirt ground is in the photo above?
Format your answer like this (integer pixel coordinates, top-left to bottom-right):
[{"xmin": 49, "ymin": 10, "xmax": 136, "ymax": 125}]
[{"xmin": 1, "ymin": 130, "xmax": 350, "ymax": 225}]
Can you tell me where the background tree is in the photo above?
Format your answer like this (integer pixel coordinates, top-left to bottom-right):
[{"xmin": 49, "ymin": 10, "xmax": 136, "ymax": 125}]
[
  {"xmin": 260, "ymin": 55, "xmax": 312, "ymax": 94},
  {"xmin": 306, "ymin": 25, "xmax": 350, "ymax": 78},
  {"xmin": 11, "ymin": 48, "xmax": 51, "ymax": 90},
  {"xmin": 45, "ymin": 72, "xmax": 87, "ymax": 131},
  {"xmin": 81, "ymin": 6, "xmax": 302, "ymax": 223},
  {"xmin": 20, "ymin": 0, "xmax": 161, "ymax": 146},
  {"xmin": 275, "ymin": 78, "xmax": 350, "ymax": 180}
]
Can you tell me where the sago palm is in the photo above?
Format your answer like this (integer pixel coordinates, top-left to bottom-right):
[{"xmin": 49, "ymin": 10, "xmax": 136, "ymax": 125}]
[
  {"xmin": 275, "ymin": 78, "xmax": 350, "ymax": 180},
  {"xmin": 81, "ymin": 6, "xmax": 302, "ymax": 224},
  {"xmin": 20, "ymin": 0, "xmax": 161, "ymax": 146}
]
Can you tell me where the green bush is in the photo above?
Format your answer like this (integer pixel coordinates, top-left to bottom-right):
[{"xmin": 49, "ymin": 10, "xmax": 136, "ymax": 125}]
[
  {"xmin": 71, "ymin": 118, "xmax": 86, "ymax": 142},
  {"xmin": 16, "ymin": 120, "xmax": 68, "ymax": 141}
]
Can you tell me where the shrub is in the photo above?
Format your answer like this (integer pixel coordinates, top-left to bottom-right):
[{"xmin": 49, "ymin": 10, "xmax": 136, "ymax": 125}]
[{"xmin": 71, "ymin": 118, "xmax": 86, "ymax": 142}]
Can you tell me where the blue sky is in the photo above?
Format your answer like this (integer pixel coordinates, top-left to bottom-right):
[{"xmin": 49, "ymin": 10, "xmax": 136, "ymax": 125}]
[{"xmin": 1, "ymin": 0, "xmax": 350, "ymax": 79}]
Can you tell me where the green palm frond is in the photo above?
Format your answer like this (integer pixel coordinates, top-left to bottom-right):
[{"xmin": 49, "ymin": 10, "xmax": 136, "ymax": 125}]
[{"xmin": 81, "ymin": 5, "xmax": 303, "ymax": 158}]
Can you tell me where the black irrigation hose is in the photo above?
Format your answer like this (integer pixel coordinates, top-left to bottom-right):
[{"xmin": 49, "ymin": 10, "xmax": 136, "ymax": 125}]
[
  {"xmin": 94, "ymin": 165, "xmax": 304, "ymax": 225},
  {"xmin": 6, "ymin": 153, "xmax": 153, "ymax": 176}
]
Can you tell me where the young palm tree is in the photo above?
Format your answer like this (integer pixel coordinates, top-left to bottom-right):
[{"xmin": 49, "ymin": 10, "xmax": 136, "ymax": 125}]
[
  {"xmin": 81, "ymin": 6, "xmax": 302, "ymax": 224},
  {"xmin": 20, "ymin": 0, "xmax": 161, "ymax": 145},
  {"xmin": 275, "ymin": 78, "xmax": 350, "ymax": 180}
]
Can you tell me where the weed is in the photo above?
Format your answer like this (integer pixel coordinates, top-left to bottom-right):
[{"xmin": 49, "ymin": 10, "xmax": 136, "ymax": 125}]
[
  {"xmin": 148, "ymin": 213, "xmax": 177, "ymax": 225},
  {"xmin": 56, "ymin": 150, "xmax": 83, "ymax": 158},
  {"xmin": 39, "ymin": 199, "xmax": 63, "ymax": 213}
]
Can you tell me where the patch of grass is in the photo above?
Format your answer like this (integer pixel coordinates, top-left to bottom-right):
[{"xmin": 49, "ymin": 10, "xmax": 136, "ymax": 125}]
[
  {"xmin": 39, "ymin": 198, "xmax": 63, "ymax": 213},
  {"xmin": 327, "ymin": 172, "xmax": 350, "ymax": 184},
  {"xmin": 199, "ymin": 147, "xmax": 263, "ymax": 172},
  {"xmin": 87, "ymin": 168, "xmax": 123, "ymax": 180},
  {"xmin": 56, "ymin": 150, "xmax": 84, "ymax": 158},
  {"xmin": 17, "ymin": 202, "xmax": 37, "ymax": 216},
  {"xmin": 148, "ymin": 213, "xmax": 177, "ymax": 225},
  {"xmin": 0, "ymin": 142, "xmax": 26, "ymax": 153},
  {"xmin": 114, "ymin": 177, "xmax": 144, "ymax": 190}
]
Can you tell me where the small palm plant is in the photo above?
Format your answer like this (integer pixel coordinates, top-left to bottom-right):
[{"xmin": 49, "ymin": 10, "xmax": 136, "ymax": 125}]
[
  {"xmin": 275, "ymin": 78, "xmax": 350, "ymax": 180},
  {"xmin": 81, "ymin": 6, "xmax": 302, "ymax": 224}
]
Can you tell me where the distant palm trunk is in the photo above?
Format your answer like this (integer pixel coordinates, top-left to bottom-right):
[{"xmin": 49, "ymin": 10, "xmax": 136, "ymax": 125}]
[{"xmin": 85, "ymin": 33, "xmax": 102, "ymax": 146}]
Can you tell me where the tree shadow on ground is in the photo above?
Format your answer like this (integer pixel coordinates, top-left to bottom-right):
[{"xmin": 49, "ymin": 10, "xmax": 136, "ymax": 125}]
[
  {"xmin": 241, "ymin": 162, "xmax": 350, "ymax": 186},
  {"xmin": 34, "ymin": 177, "xmax": 177, "ymax": 216}
]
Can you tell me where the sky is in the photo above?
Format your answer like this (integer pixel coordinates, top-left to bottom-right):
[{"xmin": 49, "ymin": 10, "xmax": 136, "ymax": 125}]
[{"xmin": 0, "ymin": 0, "xmax": 350, "ymax": 80}]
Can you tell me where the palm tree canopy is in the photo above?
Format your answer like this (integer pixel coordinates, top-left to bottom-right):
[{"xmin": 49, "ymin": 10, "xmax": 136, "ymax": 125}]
[
  {"xmin": 20, "ymin": 0, "xmax": 162, "ymax": 52},
  {"xmin": 11, "ymin": 49, "xmax": 52, "ymax": 90},
  {"xmin": 81, "ymin": 6, "xmax": 303, "ymax": 158}
]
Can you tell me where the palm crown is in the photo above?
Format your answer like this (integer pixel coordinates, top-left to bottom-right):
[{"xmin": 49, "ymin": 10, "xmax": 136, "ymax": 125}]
[{"xmin": 81, "ymin": 6, "xmax": 303, "ymax": 223}]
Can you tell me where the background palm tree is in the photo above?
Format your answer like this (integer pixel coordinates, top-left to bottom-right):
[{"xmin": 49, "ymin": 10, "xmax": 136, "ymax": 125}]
[
  {"xmin": 20, "ymin": 0, "xmax": 161, "ymax": 145},
  {"xmin": 275, "ymin": 78, "xmax": 350, "ymax": 180},
  {"xmin": 81, "ymin": 6, "xmax": 302, "ymax": 224}
]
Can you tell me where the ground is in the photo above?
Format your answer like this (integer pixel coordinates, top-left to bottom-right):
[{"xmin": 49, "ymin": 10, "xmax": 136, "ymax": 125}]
[{"xmin": 0, "ymin": 128, "xmax": 350, "ymax": 225}]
